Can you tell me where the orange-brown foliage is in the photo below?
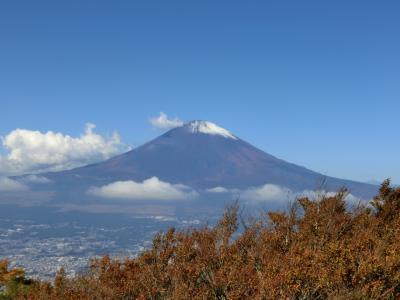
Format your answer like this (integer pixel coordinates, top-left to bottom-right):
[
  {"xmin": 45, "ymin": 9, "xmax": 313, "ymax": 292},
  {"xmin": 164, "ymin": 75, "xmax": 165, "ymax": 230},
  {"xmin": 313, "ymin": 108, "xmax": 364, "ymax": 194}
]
[{"xmin": 11, "ymin": 181, "xmax": 400, "ymax": 299}]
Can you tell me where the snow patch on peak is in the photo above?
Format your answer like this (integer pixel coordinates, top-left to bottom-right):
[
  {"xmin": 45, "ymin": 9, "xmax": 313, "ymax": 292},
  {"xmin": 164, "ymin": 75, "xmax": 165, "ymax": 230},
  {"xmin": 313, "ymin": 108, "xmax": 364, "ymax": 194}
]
[{"xmin": 185, "ymin": 121, "xmax": 237, "ymax": 140}]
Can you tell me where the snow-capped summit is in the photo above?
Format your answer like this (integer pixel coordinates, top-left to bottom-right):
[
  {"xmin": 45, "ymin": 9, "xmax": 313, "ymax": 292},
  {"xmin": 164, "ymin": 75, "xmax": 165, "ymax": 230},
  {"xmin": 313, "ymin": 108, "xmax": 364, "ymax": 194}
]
[{"xmin": 183, "ymin": 120, "xmax": 237, "ymax": 140}]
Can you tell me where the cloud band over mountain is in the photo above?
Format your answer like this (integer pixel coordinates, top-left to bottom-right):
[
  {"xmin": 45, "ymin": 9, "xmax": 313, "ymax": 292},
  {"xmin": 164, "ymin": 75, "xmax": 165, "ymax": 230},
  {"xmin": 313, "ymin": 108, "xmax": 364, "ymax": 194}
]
[{"xmin": 87, "ymin": 177, "xmax": 198, "ymax": 200}]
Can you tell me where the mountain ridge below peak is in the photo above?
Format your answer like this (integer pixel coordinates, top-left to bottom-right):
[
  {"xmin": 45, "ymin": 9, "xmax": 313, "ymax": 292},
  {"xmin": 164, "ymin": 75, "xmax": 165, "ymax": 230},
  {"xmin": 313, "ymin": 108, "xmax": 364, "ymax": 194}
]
[{"xmin": 36, "ymin": 121, "xmax": 378, "ymax": 202}]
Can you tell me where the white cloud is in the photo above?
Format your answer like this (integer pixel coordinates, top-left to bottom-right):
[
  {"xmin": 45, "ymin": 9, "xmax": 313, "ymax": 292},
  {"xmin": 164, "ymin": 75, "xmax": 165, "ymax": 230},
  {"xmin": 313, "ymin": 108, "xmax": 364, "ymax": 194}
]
[
  {"xmin": 20, "ymin": 175, "xmax": 52, "ymax": 184},
  {"xmin": 0, "ymin": 177, "xmax": 29, "ymax": 192},
  {"xmin": 206, "ymin": 186, "xmax": 230, "ymax": 193},
  {"xmin": 88, "ymin": 176, "xmax": 198, "ymax": 200},
  {"xmin": 150, "ymin": 112, "xmax": 183, "ymax": 130},
  {"xmin": 242, "ymin": 184, "xmax": 292, "ymax": 203},
  {"xmin": 0, "ymin": 123, "xmax": 128, "ymax": 176},
  {"xmin": 240, "ymin": 183, "xmax": 362, "ymax": 205},
  {"xmin": 296, "ymin": 189, "xmax": 336, "ymax": 201},
  {"xmin": 343, "ymin": 193, "xmax": 363, "ymax": 206},
  {"xmin": 297, "ymin": 189, "xmax": 362, "ymax": 206}
]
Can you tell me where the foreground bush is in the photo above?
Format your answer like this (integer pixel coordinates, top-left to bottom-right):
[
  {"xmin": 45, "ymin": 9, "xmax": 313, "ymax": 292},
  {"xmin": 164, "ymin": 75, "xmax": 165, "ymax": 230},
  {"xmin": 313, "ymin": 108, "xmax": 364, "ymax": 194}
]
[
  {"xmin": 11, "ymin": 180, "xmax": 400, "ymax": 299},
  {"xmin": 0, "ymin": 260, "xmax": 32, "ymax": 299}
]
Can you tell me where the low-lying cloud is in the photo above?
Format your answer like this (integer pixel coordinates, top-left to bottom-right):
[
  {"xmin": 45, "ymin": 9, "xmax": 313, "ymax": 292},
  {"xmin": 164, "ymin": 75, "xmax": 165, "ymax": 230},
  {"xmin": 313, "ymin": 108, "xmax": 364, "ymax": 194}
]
[
  {"xmin": 88, "ymin": 177, "xmax": 198, "ymax": 200},
  {"xmin": 0, "ymin": 177, "xmax": 29, "ymax": 192},
  {"xmin": 0, "ymin": 123, "xmax": 128, "ymax": 176},
  {"xmin": 204, "ymin": 184, "xmax": 362, "ymax": 205},
  {"xmin": 206, "ymin": 186, "xmax": 230, "ymax": 193},
  {"xmin": 242, "ymin": 184, "xmax": 292, "ymax": 203},
  {"xmin": 19, "ymin": 175, "xmax": 52, "ymax": 184},
  {"xmin": 150, "ymin": 112, "xmax": 183, "ymax": 130}
]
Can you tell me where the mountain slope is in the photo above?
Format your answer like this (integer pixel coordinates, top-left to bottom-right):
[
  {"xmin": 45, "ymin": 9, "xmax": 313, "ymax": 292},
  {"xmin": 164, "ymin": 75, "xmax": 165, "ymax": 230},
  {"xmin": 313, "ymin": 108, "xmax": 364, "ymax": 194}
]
[{"xmin": 45, "ymin": 121, "xmax": 377, "ymax": 200}]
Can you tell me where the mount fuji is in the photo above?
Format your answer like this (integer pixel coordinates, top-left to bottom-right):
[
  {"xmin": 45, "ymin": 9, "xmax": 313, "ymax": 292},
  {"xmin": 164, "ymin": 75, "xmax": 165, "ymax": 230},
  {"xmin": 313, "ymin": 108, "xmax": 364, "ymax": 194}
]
[{"xmin": 18, "ymin": 120, "xmax": 376, "ymax": 206}]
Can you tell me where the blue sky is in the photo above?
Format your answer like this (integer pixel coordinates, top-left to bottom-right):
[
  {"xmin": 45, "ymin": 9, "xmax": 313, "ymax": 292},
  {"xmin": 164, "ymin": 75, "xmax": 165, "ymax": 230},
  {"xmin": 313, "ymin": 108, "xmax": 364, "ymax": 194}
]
[{"xmin": 0, "ymin": 1, "xmax": 399, "ymax": 183}]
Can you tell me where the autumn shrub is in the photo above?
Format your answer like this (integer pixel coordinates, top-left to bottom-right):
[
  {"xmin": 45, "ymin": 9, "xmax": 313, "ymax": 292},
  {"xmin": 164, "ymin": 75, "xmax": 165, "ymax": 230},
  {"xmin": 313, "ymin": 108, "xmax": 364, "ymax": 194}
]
[
  {"xmin": 0, "ymin": 259, "xmax": 33, "ymax": 299},
  {"xmin": 12, "ymin": 181, "xmax": 400, "ymax": 299}
]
